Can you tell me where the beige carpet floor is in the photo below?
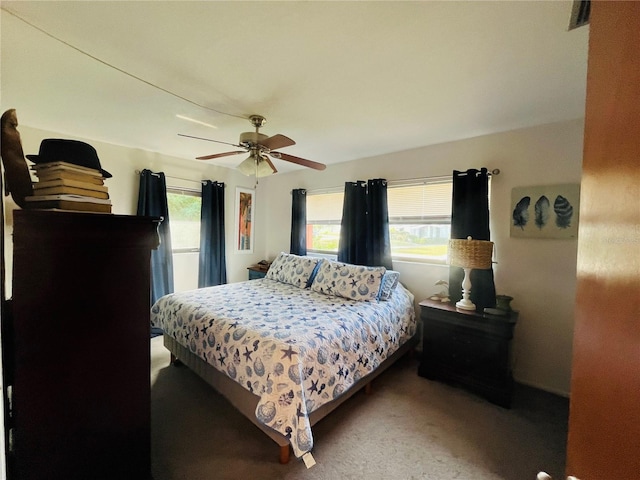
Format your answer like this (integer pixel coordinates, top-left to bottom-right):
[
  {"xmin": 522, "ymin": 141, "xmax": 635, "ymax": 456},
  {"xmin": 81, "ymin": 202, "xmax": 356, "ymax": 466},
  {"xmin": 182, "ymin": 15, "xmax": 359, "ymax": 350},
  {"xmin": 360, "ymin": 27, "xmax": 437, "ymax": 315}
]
[{"xmin": 150, "ymin": 336, "xmax": 568, "ymax": 480}]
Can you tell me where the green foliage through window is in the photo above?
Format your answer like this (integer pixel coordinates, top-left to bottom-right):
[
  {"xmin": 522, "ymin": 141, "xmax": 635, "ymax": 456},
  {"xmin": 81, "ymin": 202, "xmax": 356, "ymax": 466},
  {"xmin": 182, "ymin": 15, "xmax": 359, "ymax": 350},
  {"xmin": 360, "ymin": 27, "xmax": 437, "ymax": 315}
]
[{"xmin": 167, "ymin": 189, "xmax": 202, "ymax": 252}]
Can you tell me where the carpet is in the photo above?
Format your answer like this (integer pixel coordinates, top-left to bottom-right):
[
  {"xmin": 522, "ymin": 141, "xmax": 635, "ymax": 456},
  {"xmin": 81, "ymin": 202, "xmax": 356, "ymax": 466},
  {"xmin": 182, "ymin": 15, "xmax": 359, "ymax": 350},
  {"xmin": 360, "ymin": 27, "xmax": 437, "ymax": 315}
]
[{"xmin": 150, "ymin": 336, "xmax": 568, "ymax": 480}]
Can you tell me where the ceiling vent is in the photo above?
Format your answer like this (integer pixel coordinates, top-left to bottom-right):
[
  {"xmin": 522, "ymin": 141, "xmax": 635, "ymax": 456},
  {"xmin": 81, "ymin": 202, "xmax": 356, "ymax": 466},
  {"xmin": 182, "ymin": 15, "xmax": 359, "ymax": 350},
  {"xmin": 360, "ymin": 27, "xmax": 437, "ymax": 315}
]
[{"xmin": 569, "ymin": 0, "xmax": 590, "ymax": 30}]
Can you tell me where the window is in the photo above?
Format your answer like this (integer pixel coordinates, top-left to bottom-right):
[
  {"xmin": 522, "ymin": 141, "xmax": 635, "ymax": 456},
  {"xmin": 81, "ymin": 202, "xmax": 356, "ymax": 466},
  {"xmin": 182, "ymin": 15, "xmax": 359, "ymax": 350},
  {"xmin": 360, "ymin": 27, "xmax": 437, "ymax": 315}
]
[
  {"xmin": 306, "ymin": 190, "xmax": 343, "ymax": 255},
  {"xmin": 387, "ymin": 180, "xmax": 452, "ymax": 263},
  {"xmin": 306, "ymin": 178, "xmax": 453, "ymax": 264},
  {"xmin": 166, "ymin": 188, "xmax": 202, "ymax": 253}
]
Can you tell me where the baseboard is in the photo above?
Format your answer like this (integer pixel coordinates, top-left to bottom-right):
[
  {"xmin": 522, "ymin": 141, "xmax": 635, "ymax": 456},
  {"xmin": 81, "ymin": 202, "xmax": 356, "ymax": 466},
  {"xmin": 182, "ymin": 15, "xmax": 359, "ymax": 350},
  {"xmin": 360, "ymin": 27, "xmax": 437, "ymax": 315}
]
[{"xmin": 514, "ymin": 379, "xmax": 570, "ymax": 399}]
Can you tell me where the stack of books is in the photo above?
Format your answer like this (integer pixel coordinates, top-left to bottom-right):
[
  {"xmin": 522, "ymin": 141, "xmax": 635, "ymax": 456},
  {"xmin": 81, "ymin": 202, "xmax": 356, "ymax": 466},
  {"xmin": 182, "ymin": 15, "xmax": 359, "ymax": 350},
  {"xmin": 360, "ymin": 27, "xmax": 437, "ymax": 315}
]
[{"xmin": 25, "ymin": 161, "xmax": 112, "ymax": 213}]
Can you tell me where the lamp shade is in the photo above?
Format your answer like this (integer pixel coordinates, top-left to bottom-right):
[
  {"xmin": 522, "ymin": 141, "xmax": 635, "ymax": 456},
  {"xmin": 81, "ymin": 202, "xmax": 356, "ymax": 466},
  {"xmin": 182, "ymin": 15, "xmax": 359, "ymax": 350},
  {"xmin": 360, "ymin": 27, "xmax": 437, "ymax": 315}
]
[{"xmin": 448, "ymin": 236, "xmax": 493, "ymax": 270}]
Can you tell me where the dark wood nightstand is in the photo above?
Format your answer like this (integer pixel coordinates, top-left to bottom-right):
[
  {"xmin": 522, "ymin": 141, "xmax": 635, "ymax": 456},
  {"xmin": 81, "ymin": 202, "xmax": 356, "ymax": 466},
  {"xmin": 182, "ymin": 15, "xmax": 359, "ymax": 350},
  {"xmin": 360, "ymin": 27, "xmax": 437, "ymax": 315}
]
[
  {"xmin": 418, "ymin": 299, "xmax": 518, "ymax": 408},
  {"xmin": 247, "ymin": 264, "xmax": 269, "ymax": 280}
]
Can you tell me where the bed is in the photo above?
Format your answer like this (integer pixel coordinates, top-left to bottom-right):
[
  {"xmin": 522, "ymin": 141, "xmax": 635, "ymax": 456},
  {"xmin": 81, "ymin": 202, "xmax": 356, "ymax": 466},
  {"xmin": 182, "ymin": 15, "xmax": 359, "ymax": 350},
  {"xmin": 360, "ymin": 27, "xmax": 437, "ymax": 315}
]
[{"xmin": 151, "ymin": 253, "xmax": 418, "ymax": 465}]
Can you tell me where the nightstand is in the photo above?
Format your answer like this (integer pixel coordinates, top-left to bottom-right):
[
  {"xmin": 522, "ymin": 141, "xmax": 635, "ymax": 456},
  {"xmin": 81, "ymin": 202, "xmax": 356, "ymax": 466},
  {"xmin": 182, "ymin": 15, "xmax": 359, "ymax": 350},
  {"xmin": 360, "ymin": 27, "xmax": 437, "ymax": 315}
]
[
  {"xmin": 418, "ymin": 299, "xmax": 518, "ymax": 408},
  {"xmin": 247, "ymin": 264, "xmax": 269, "ymax": 280}
]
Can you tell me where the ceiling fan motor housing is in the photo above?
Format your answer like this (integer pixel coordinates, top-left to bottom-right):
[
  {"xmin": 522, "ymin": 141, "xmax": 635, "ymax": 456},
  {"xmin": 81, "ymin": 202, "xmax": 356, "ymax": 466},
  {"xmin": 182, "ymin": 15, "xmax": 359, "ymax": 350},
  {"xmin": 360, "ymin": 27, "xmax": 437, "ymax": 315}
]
[{"xmin": 239, "ymin": 131, "xmax": 268, "ymax": 147}]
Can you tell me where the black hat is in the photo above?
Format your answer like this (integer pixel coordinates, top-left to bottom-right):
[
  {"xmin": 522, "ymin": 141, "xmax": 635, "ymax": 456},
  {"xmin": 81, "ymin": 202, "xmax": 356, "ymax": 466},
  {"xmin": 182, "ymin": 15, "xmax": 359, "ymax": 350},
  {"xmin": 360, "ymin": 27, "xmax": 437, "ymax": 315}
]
[{"xmin": 26, "ymin": 138, "xmax": 112, "ymax": 178}]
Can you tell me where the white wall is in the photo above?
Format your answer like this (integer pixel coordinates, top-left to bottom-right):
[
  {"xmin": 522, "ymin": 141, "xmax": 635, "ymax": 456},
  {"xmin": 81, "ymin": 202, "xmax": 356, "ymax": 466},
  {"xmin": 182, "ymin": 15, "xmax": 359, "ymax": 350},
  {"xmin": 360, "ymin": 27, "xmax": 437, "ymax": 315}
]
[
  {"xmin": 259, "ymin": 118, "xmax": 584, "ymax": 396},
  {"xmin": 3, "ymin": 119, "xmax": 583, "ymax": 395},
  {"xmin": 2, "ymin": 125, "xmax": 269, "ymax": 298}
]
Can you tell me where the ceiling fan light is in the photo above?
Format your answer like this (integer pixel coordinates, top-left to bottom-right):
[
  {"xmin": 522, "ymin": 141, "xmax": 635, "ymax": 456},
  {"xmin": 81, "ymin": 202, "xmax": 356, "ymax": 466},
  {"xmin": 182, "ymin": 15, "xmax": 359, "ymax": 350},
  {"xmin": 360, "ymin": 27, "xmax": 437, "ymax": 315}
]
[
  {"xmin": 256, "ymin": 157, "xmax": 276, "ymax": 177},
  {"xmin": 237, "ymin": 156, "xmax": 257, "ymax": 176},
  {"xmin": 237, "ymin": 154, "xmax": 275, "ymax": 177}
]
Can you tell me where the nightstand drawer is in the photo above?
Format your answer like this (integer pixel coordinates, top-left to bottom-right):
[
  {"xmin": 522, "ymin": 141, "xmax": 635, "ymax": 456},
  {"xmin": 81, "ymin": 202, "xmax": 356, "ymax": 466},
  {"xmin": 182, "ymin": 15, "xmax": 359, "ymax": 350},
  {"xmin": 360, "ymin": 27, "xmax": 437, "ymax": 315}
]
[
  {"xmin": 248, "ymin": 268, "xmax": 267, "ymax": 280},
  {"xmin": 418, "ymin": 299, "xmax": 518, "ymax": 407},
  {"xmin": 425, "ymin": 324, "xmax": 490, "ymax": 368},
  {"xmin": 248, "ymin": 262, "xmax": 270, "ymax": 280}
]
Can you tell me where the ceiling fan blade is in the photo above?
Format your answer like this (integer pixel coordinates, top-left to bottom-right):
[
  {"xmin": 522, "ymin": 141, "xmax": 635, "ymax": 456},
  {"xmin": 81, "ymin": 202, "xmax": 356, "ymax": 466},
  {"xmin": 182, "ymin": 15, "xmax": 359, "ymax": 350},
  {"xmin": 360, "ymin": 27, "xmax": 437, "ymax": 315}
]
[
  {"xmin": 259, "ymin": 134, "xmax": 295, "ymax": 151},
  {"xmin": 273, "ymin": 152, "xmax": 326, "ymax": 171},
  {"xmin": 196, "ymin": 151, "xmax": 246, "ymax": 160},
  {"xmin": 178, "ymin": 133, "xmax": 242, "ymax": 148}
]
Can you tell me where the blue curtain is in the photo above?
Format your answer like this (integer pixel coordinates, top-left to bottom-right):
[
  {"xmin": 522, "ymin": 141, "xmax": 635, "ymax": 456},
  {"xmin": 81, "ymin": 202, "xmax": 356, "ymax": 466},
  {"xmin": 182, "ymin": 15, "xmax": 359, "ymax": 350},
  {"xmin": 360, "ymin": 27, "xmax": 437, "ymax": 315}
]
[
  {"xmin": 448, "ymin": 168, "xmax": 496, "ymax": 311},
  {"xmin": 199, "ymin": 181, "xmax": 227, "ymax": 287},
  {"xmin": 366, "ymin": 179, "xmax": 393, "ymax": 269},
  {"xmin": 338, "ymin": 179, "xmax": 392, "ymax": 268},
  {"xmin": 136, "ymin": 169, "xmax": 174, "ymax": 337},
  {"xmin": 338, "ymin": 181, "xmax": 368, "ymax": 265},
  {"xmin": 290, "ymin": 189, "xmax": 307, "ymax": 255}
]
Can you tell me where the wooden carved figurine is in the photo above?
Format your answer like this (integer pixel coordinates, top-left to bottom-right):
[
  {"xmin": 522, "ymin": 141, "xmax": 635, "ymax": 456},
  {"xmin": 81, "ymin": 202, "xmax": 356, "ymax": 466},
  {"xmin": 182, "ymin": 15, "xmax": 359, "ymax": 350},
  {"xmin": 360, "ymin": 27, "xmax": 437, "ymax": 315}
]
[{"xmin": 1, "ymin": 109, "xmax": 33, "ymax": 208}]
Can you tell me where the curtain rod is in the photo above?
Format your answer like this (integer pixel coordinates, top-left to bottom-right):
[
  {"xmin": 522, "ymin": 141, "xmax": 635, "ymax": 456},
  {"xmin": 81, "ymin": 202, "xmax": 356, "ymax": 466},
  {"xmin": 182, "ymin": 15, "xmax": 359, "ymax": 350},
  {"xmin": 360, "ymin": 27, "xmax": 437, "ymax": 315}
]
[
  {"xmin": 453, "ymin": 168, "xmax": 501, "ymax": 177},
  {"xmin": 300, "ymin": 169, "xmax": 500, "ymax": 195},
  {"xmin": 394, "ymin": 169, "xmax": 500, "ymax": 183},
  {"xmin": 134, "ymin": 169, "xmax": 212, "ymax": 185}
]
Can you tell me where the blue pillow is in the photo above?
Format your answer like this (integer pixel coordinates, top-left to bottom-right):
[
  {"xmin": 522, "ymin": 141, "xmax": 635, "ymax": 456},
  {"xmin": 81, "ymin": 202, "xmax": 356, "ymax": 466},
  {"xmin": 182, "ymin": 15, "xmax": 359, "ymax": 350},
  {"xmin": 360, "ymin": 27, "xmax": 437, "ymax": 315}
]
[
  {"xmin": 378, "ymin": 270, "xmax": 400, "ymax": 301},
  {"xmin": 305, "ymin": 258, "xmax": 324, "ymax": 288}
]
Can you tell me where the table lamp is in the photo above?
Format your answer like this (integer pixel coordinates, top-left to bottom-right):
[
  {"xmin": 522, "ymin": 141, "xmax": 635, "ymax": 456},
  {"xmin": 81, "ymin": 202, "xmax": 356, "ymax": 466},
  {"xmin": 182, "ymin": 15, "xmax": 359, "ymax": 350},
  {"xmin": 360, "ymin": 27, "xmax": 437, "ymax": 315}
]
[{"xmin": 448, "ymin": 236, "xmax": 494, "ymax": 311}]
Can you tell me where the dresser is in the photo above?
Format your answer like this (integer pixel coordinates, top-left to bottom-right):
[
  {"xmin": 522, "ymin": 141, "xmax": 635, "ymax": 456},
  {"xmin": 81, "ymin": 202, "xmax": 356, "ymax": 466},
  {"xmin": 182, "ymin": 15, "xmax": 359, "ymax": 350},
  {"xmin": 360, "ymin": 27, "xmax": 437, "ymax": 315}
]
[
  {"xmin": 3, "ymin": 210, "xmax": 159, "ymax": 480},
  {"xmin": 418, "ymin": 299, "xmax": 518, "ymax": 408}
]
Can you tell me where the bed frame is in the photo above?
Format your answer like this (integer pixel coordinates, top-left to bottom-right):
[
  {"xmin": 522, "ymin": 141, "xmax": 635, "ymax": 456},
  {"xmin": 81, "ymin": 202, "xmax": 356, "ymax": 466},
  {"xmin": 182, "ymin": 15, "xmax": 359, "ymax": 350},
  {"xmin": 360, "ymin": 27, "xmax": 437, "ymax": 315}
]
[{"xmin": 164, "ymin": 332, "xmax": 419, "ymax": 464}]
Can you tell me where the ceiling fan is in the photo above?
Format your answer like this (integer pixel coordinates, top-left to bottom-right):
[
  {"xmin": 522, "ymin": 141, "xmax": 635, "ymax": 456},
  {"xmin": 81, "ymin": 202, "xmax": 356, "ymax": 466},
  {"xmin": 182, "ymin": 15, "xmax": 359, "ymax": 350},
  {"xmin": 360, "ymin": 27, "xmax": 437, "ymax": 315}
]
[{"xmin": 179, "ymin": 115, "xmax": 326, "ymax": 177}]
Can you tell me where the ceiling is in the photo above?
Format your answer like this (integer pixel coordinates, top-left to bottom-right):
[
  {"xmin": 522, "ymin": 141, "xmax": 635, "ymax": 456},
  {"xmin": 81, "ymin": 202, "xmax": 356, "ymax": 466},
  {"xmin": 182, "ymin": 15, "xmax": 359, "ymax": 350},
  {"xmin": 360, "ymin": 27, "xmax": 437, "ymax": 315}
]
[{"xmin": 0, "ymin": 1, "xmax": 589, "ymax": 174}]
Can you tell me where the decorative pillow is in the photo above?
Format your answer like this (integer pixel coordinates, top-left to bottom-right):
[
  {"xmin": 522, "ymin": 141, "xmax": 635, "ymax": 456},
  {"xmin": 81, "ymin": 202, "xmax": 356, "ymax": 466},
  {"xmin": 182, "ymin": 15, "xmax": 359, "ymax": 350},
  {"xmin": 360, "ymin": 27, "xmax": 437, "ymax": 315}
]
[
  {"xmin": 306, "ymin": 258, "xmax": 323, "ymax": 287},
  {"xmin": 265, "ymin": 253, "xmax": 320, "ymax": 288},
  {"xmin": 378, "ymin": 270, "xmax": 400, "ymax": 301},
  {"xmin": 310, "ymin": 259, "xmax": 386, "ymax": 302}
]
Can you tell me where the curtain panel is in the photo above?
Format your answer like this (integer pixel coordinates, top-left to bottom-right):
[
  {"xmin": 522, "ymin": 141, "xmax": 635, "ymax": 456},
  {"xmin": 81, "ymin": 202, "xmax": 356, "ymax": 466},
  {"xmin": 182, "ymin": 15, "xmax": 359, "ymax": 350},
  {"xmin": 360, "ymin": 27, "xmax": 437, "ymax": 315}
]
[
  {"xmin": 448, "ymin": 168, "xmax": 496, "ymax": 310},
  {"xmin": 337, "ymin": 179, "xmax": 392, "ymax": 269},
  {"xmin": 199, "ymin": 180, "xmax": 227, "ymax": 287},
  {"xmin": 136, "ymin": 169, "xmax": 174, "ymax": 306},
  {"xmin": 366, "ymin": 179, "xmax": 393, "ymax": 270},
  {"xmin": 290, "ymin": 189, "xmax": 307, "ymax": 256},
  {"xmin": 338, "ymin": 181, "xmax": 368, "ymax": 265}
]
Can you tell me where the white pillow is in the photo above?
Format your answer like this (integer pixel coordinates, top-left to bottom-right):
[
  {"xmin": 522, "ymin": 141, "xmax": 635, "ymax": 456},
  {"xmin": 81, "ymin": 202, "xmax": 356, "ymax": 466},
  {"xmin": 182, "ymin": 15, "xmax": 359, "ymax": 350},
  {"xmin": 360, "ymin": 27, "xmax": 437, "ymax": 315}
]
[
  {"xmin": 310, "ymin": 259, "xmax": 386, "ymax": 302},
  {"xmin": 265, "ymin": 253, "xmax": 320, "ymax": 288}
]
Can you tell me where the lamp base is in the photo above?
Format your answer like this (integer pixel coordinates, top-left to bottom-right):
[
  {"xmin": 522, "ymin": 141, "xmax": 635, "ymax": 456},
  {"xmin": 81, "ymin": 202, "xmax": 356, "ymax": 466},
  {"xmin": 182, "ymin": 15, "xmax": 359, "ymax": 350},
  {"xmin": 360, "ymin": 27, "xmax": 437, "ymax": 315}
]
[
  {"xmin": 456, "ymin": 298, "xmax": 476, "ymax": 310},
  {"xmin": 456, "ymin": 267, "xmax": 476, "ymax": 311}
]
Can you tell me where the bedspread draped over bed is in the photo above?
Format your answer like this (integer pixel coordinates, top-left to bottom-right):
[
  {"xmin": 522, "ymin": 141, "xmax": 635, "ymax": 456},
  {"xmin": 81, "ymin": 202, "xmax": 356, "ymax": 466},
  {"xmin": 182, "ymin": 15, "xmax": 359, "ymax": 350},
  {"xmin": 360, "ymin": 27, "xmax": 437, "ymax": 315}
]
[{"xmin": 151, "ymin": 277, "xmax": 416, "ymax": 459}]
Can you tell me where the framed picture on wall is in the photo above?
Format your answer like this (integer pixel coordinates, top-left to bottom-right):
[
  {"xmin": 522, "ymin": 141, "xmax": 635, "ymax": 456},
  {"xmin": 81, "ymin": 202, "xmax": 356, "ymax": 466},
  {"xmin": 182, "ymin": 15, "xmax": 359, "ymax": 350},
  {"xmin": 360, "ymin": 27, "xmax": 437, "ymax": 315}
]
[
  {"xmin": 510, "ymin": 183, "xmax": 580, "ymax": 239},
  {"xmin": 235, "ymin": 187, "xmax": 255, "ymax": 253}
]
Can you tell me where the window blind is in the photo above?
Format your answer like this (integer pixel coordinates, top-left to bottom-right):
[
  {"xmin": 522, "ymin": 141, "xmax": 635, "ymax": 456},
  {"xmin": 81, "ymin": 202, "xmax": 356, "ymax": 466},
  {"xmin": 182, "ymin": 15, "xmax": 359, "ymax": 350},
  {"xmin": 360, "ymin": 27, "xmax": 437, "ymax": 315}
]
[
  {"xmin": 387, "ymin": 182, "xmax": 452, "ymax": 222},
  {"xmin": 307, "ymin": 191, "xmax": 344, "ymax": 224}
]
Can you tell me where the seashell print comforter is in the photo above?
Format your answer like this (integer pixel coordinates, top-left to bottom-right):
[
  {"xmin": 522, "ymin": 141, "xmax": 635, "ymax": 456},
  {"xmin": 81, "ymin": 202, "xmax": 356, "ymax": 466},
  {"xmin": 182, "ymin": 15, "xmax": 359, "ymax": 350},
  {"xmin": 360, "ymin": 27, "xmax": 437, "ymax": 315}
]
[{"xmin": 151, "ymin": 278, "xmax": 416, "ymax": 459}]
